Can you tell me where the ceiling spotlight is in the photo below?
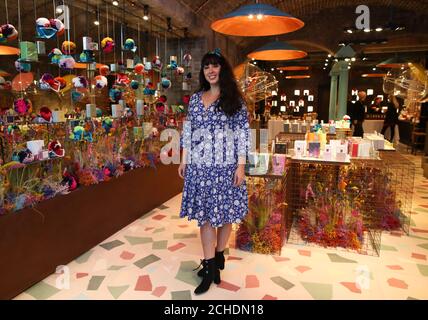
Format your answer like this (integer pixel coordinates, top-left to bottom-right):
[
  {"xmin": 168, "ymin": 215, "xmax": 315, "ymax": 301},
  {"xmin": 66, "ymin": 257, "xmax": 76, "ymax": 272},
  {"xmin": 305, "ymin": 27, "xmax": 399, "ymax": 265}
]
[
  {"xmin": 248, "ymin": 14, "xmax": 254, "ymax": 19},
  {"xmin": 362, "ymin": 57, "xmax": 368, "ymax": 61},
  {"xmin": 351, "ymin": 57, "xmax": 356, "ymax": 61},
  {"xmin": 339, "ymin": 43, "xmax": 346, "ymax": 47},
  {"xmin": 328, "ymin": 54, "xmax": 332, "ymax": 58},
  {"xmin": 271, "ymin": 68, "xmax": 274, "ymax": 71},
  {"xmin": 375, "ymin": 27, "xmax": 383, "ymax": 32},
  {"xmin": 348, "ymin": 66, "xmax": 351, "ymax": 69},
  {"xmin": 372, "ymin": 67, "xmax": 377, "ymax": 71},
  {"xmin": 112, "ymin": 1, "xmax": 119, "ymax": 6},
  {"xmin": 364, "ymin": 28, "xmax": 370, "ymax": 32},
  {"xmin": 280, "ymin": 70, "xmax": 283, "ymax": 73},
  {"xmin": 143, "ymin": 5, "xmax": 149, "ymax": 20},
  {"xmin": 324, "ymin": 63, "xmax": 328, "ymax": 66},
  {"xmin": 323, "ymin": 67, "xmax": 326, "ymax": 70},
  {"xmin": 253, "ymin": 61, "xmax": 257, "ymax": 65},
  {"xmin": 345, "ymin": 58, "xmax": 350, "ymax": 62},
  {"xmin": 94, "ymin": 20, "xmax": 100, "ymax": 26},
  {"xmin": 56, "ymin": 7, "xmax": 63, "ymax": 14},
  {"xmin": 334, "ymin": 58, "xmax": 338, "ymax": 62},
  {"xmin": 346, "ymin": 29, "xmax": 353, "ymax": 34},
  {"xmin": 251, "ymin": 58, "xmax": 255, "ymax": 61},
  {"xmin": 256, "ymin": 14, "xmax": 263, "ymax": 20}
]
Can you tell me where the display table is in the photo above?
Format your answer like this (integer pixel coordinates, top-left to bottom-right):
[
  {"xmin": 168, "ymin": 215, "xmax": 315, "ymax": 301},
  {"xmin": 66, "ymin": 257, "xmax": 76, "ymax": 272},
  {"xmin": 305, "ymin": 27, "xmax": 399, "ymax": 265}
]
[
  {"xmin": 363, "ymin": 120, "xmax": 399, "ymax": 144},
  {"xmin": 0, "ymin": 164, "xmax": 182, "ymax": 299}
]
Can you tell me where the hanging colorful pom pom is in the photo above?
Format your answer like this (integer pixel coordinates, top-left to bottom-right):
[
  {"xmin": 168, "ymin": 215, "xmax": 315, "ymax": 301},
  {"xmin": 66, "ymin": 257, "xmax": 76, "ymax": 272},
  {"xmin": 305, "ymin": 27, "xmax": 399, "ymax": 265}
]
[
  {"xmin": 40, "ymin": 73, "xmax": 61, "ymax": 91},
  {"xmin": 109, "ymin": 87, "xmax": 122, "ymax": 103},
  {"xmin": 101, "ymin": 37, "xmax": 115, "ymax": 53},
  {"xmin": 143, "ymin": 82, "xmax": 156, "ymax": 95},
  {"xmin": 0, "ymin": 24, "xmax": 18, "ymax": 42},
  {"xmin": 61, "ymin": 41, "xmax": 76, "ymax": 55},
  {"xmin": 134, "ymin": 63, "xmax": 144, "ymax": 75},
  {"xmin": 15, "ymin": 59, "xmax": 31, "ymax": 72},
  {"xmin": 48, "ymin": 140, "xmax": 65, "ymax": 157},
  {"xmin": 79, "ymin": 50, "xmax": 95, "ymax": 63},
  {"xmin": 54, "ymin": 77, "xmax": 67, "ymax": 90},
  {"xmin": 99, "ymin": 65, "xmax": 110, "ymax": 76},
  {"xmin": 152, "ymin": 56, "xmax": 162, "ymax": 72},
  {"xmin": 14, "ymin": 98, "xmax": 32, "ymax": 115},
  {"xmin": 94, "ymin": 75, "xmax": 108, "ymax": 89},
  {"xmin": 130, "ymin": 80, "xmax": 139, "ymax": 90},
  {"xmin": 59, "ymin": 56, "xmax": 75, "ymax": 70},
  {"xmin": 39, "ymin": 106, "xmax": 52, "ymax": 122},
  {"xmin": 183, "ymin": 53, "xmax": 192, "ymax": 67},
  {"xmin": 72, "ymin": 76, "xmax": 89, "ymax": 88},
  {"xmin": 123, "ymin": 38, "xmax": 137, "ymax": 52},
  {"xmin": 161, "ymin": 77, "xmax": 171, "ymax": 89},
  {"xmin": 48, "ymin": 48, "xmax": 63, "ymax": 64}
]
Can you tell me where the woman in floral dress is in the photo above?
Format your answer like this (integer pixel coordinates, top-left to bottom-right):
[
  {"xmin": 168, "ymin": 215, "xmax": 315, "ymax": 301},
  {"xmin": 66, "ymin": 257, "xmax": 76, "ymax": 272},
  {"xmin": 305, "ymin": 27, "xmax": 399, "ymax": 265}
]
[{"xmin": 179, "ymin": 49, "xmax": 250, "ymax": 295}]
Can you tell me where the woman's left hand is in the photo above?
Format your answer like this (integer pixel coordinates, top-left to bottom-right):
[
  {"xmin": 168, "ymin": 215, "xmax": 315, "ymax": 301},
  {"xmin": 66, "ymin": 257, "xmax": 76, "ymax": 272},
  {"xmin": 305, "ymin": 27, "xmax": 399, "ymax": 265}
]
[{"xmin": 234, "ymin": 165, "xmax": 246, "ymax": 187}]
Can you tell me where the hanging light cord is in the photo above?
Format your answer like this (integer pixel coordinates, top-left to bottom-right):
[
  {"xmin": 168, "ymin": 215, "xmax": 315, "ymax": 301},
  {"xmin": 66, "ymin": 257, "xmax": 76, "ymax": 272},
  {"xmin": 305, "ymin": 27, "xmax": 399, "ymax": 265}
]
[
  {"xmin": 17, "ymin": 0, "xmax": 22, "ymax": 42},
  {"xmin": 33, "ymin": 0, "xmax": 37, "ymax": 24},
  {"xmin": 5, "ymin": 0, "xmax": 8, "ymax": 24}
]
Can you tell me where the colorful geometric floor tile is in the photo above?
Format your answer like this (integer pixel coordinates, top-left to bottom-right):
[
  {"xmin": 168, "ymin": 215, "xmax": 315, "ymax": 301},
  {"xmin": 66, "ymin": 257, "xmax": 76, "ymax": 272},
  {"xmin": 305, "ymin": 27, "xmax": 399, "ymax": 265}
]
[{"xmin": 13, "ymin": 153, "xmax": 428, "ymax": 300}]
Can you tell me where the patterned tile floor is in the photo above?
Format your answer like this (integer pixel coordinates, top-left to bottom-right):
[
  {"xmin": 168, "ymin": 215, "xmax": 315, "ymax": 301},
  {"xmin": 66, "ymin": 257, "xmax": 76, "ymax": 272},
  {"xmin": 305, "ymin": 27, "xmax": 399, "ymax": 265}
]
[{"xmin": 14, "ymin": 153, "xmax": 428, "ymax": 300}]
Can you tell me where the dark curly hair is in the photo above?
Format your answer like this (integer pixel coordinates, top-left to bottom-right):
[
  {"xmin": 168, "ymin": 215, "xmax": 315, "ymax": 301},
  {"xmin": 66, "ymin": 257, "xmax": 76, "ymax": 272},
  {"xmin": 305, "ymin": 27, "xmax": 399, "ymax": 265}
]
[{"xmin": 198, "ymin": 52, "xmax": 244, "ymax": 117}]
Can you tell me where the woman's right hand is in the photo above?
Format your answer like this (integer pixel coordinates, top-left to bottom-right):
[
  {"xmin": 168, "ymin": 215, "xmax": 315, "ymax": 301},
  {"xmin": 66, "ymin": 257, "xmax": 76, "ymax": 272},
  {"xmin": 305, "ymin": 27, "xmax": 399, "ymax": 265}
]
[{"xmin": 178, "ymin": 162, "xmax": 186, "ymax": 179}]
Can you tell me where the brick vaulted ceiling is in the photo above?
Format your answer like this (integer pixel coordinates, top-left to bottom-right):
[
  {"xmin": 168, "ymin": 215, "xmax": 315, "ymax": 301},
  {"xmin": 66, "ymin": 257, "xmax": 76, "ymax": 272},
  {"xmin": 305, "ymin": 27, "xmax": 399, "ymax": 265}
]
[
  {"xmin": 1, "ymin": 0, "xmax": 427, "ymax": 67},
  {"xmin": 178, "ymin": 0, "xmax": 428, "ymax": 66}
]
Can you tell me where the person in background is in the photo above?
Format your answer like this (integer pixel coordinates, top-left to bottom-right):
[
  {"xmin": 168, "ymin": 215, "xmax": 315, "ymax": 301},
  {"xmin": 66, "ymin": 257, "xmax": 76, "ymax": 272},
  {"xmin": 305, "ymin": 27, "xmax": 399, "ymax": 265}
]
[
  {"xmin": 381, "ymin": 94, "xmax": 400, "ymax": 142},
  {"xmin": 369, "ymin": 97, "xmax": 382, "ymax": 114},
  {"xmin": 352, "ymin": 91, "xmax": 367, "ymax": 137}
]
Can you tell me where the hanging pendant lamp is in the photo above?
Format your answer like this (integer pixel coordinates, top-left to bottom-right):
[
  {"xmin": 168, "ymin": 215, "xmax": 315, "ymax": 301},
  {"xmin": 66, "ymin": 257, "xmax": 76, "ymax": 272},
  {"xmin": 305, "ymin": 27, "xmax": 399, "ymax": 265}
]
[
  {"xmin": 0, "ymin": 45, "xmax": 20, "ymax": 55},
  {"xmin": 248, "ymin": 41, "xmax": 307, "ymax": 61},
  {"xmin": 211, "ymin": 3, "xmax": 304, "ymax": 37},
  {"xmin": 277, "ymin": 66, "xmax": 309, "ymax": 71},
  {"xmin": 376, "ymin": 56, "xmax": 409, "ymax": 69}
]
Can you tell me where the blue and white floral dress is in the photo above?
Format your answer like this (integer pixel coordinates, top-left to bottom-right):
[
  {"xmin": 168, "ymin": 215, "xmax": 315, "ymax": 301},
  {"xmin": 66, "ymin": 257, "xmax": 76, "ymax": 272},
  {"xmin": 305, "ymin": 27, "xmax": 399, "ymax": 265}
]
[{"xmin": 180, "ymin": 91, "xmax": 251, "ymax": 227}]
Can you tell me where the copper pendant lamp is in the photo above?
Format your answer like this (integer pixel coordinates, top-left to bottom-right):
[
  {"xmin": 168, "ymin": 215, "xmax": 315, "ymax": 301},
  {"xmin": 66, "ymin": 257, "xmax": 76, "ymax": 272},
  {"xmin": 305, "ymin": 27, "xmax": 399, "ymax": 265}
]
[
  {"xmin": 248, "ymin": 41, "xmax": 307, "ymax": 61},
  {"xmin": 277, "ymin": 66, "xmax": 309, "ymax": 71},
  {"xmin": 211, "ymin": 3, "xmax": 304, "ymax": 37},
  {"xmin": 0, "ymin": 45, "xmax": 20, "ymax": 55},
  {"xmin": 376, "ymin": 56, "xmax": 409, "ymax": 69},
  {"xmin": 285, "ymin": 75, "xmax": 311, "ymax": 79}
]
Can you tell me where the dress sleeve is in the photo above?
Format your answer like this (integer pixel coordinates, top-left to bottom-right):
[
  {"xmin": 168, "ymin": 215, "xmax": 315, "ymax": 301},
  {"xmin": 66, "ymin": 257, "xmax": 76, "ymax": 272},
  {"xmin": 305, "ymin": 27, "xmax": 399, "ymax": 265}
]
[
  {"xmin": 180, "ymin": 94, "xmax": 196, "ymax": 149},
  {"xmin": 233, "ymin": 101, "xmax": 251, "ymax": 160}
]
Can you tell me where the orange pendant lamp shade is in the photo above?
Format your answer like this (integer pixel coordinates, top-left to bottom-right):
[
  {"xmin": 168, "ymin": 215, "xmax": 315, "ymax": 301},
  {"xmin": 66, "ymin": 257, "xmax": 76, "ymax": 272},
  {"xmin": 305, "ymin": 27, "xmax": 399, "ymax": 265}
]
[
  {"xmin": 277, "ymin": 66, "xmax": 309, "ymax": 71},
  {"xmin": 361, "ymin": 73, "xmax": 387, "ymax": 78},
  {"xmin": 211, "ymin": 4, "xmax": 304, "ymax": 37},
  {"xmin": 286, "ymin": 75, "xmax": 311, "ymax": 79},
  {"xmin": 376, "ymin": 57, "xmax": 409, "ymax": 69},
  {"xmin": 248, "ymin": 42, "xmax": 307, "ymax": 61},
  {"xmin": 0, "ymin": 45, "xmax": 20, "ymax": 55}
]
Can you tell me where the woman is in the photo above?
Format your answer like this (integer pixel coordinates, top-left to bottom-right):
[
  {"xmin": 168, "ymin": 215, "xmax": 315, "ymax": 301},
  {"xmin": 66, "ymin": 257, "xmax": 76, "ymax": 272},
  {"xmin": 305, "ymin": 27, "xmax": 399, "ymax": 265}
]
[
  {"xmin": 178, "ymin": 49, "xmax": 250, "ymax": 295},
  {"xmin": 381, "ymin": 94, "xmax": 400, "ymax": 142}
]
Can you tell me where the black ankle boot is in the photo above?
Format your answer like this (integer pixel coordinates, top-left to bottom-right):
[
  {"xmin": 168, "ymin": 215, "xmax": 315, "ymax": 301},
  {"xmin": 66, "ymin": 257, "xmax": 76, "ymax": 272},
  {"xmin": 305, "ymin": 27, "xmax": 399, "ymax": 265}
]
[
  {"xmin": 196, "ymin": 251, "xmax": 225, "ymax": 277},
  {"xmin": 194, "ymin": 258, "xmax": 220, "ymax": 295},
  {"xmin": 215, "ymin": 250, "xmax": 225, "ymax": 270}
]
